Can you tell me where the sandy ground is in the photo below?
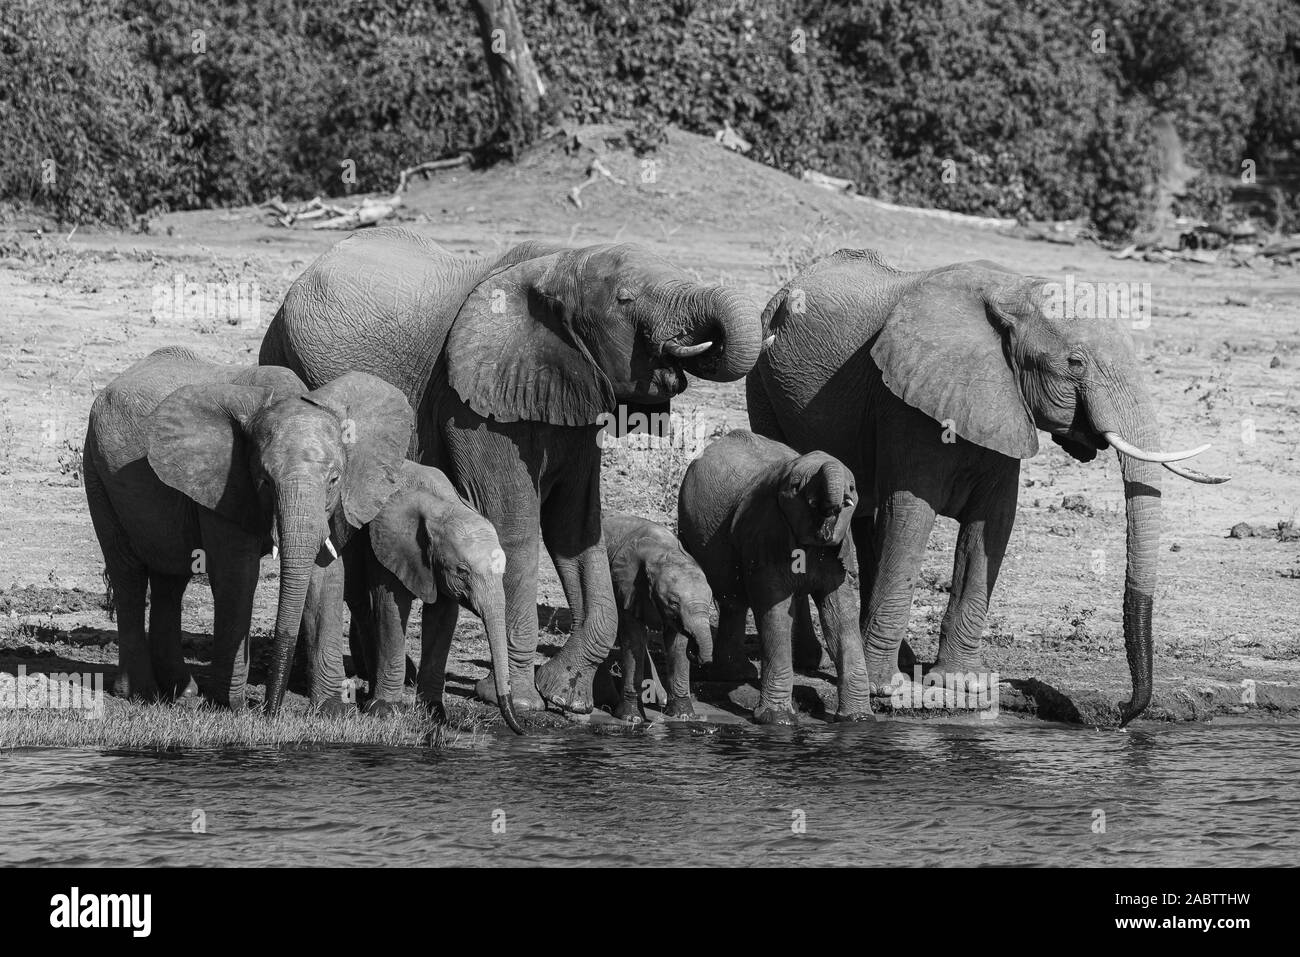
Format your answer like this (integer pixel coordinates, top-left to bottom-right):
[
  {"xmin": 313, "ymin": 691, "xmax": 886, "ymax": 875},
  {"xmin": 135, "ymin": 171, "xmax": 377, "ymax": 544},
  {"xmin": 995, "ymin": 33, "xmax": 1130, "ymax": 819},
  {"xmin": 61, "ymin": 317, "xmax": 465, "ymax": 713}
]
[{"xmin": 2, "ymin": 127, "xmax": 1298, "ymax": 735}]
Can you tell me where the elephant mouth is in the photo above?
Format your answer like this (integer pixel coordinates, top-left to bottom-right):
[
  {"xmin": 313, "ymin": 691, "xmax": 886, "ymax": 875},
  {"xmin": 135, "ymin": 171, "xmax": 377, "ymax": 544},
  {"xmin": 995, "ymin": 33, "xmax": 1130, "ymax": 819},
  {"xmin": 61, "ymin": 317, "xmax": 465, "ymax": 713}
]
[{"xmin": 620, "ymin": 363, "xmax": 688, "ymax": 403}]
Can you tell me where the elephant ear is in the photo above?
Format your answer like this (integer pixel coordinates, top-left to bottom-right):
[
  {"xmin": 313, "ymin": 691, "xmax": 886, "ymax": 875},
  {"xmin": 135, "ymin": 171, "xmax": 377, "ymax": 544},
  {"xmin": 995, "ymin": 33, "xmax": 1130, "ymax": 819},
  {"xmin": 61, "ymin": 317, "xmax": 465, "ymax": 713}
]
[
  {"xmin": 303, "ymin": 372, "xmax": 414, "ymax": 528},
  {"xmin": 606, "ymin": 537, "xmax": 651, "ymax": 617},
  {"xmin": 232, "ymin": 364, "xmax": 308, "ymax": 400},
  {"xmin": 367, "ymin": 488, "xmax": 441, "ymax": 604},
  {"xmin": 145, "ymin": 384, "xmax": 275, "ymax": 533},
  {"xmin": 870, "ymin": 269, "xmax": 1038, "ymax": 459},
  {"xmin": 446, "ymin": 250, "xmax": 615, "ymax": 426}
]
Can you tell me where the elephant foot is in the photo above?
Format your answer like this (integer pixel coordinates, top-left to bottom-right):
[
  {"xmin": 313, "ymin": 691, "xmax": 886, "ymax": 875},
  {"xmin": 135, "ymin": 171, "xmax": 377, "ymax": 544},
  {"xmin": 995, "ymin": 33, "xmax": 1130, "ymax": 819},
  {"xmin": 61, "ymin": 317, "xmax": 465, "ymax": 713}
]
[
  {"xmin": 702, "ymin": 655, "xmax": 757, "ymax": 682},
  {"xmin": 112, "ymin": 673, "xmax": 160, "ymax": 703},
  {"xmin": 474, "ymin": 672, "xmax": 545, "ymax": 714},
  {"xmin": 535, "ymin": 658, "xmax": 595, "ymax": 715},
  {"xmin": 867, "ymin": 652, "xmax": 911, "ymax": 699},
  {"xmin": 925, "ymin": 658, "xmax": 992, "ymax": 695},
  {"xmin": 754, "ymin": 703, "xmax": 799, "ymax": 726},
  {"xmin": 208, "ymin": 691, "xmax": 249, "ymax": 711},
  {"xmin": 314, "ymin": 696, "xmax": 356, "ymax": 717},
  {"xmin": 834, "ymin": 707, "xmax": 877, "ymax": 722},
  {"xmin": 364, "ymin": 698, "xmax": 407, "ymax": 719},
  {"xmin": 174, "ymin": 677, "xmax": 201, "ymax": 708},
  {"xmin": 613, "ymin": 696, "xmax": 646, "ymax": 724},
  {"xmin": 416, "ymin": 693, "xmax": 450, "ymax": 725},
  {"xmin": 664, "ymin": 695, "xmax": 704, "ymax": 720},
  {"xmin": 153, "ymin": 672, "xmax": 198, "ymax": 703}
]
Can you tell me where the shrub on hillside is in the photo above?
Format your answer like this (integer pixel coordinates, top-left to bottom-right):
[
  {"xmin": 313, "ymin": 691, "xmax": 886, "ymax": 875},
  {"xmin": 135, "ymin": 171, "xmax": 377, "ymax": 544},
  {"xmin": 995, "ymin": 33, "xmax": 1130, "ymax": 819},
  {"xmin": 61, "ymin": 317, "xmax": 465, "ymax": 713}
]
[{"xmin": 0, "ymin": 0, "xmax": 1294, "ymax": 240}]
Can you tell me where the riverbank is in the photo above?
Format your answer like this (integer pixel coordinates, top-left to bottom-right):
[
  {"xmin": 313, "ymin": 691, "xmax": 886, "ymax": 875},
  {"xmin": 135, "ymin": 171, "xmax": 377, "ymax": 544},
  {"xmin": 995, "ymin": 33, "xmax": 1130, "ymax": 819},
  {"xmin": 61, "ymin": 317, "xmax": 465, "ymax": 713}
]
[{"xmin": 3, "ymin": 126, "xmax": 1298, "ymax": 747}]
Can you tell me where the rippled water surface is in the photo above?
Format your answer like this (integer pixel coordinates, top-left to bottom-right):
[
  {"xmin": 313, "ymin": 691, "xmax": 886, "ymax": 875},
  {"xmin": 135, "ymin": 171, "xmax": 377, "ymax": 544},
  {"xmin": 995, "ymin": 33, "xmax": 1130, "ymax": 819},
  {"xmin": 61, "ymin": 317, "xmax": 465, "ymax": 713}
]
[{"xmin": 2, "ymin": 722, "xmax": 1297, "ymax": 866}]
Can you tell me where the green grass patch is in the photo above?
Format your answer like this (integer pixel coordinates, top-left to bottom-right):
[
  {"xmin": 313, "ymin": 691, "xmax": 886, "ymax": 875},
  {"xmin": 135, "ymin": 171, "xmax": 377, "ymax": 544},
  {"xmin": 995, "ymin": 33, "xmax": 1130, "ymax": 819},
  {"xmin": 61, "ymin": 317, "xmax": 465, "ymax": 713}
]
[{"xmin": 0, "ymin": 697, "xmax": 494, "ymax": 750}]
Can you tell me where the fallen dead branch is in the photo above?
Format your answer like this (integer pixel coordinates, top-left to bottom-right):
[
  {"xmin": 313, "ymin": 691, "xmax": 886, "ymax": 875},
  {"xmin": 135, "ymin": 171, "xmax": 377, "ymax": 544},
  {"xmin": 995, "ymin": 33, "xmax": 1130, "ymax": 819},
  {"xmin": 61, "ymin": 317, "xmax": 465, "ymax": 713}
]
[
  {"xmin": 264, "ymin": 153, "xmax": 470, "ymax": 229},
  {"xmin": 569, "ymin": 156, "xmax": 627, "ymax": 209}
]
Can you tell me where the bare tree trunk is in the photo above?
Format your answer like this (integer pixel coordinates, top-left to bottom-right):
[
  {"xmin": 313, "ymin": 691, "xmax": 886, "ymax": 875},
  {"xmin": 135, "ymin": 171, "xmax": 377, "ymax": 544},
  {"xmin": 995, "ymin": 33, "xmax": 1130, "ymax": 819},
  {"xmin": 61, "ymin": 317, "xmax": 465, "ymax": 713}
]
[{"xmin": 469, "ymin": 0, "xmax": 547, "ymax": 157}]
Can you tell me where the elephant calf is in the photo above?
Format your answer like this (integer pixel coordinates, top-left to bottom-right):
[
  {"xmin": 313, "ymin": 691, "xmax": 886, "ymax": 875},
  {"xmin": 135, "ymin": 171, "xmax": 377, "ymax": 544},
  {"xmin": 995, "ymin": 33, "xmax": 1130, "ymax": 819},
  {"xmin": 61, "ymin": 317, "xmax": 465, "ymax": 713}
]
[
  {"xmin": 600, "ymin": 510, "xmax": 714, "ymax": 723},
  {"xmin": 299, "ymin": 462, "xmax": 523, "ymax": 733},
  {"xmin": 677, "ymin": 431, "xmax": 872, "ymax": 725}
]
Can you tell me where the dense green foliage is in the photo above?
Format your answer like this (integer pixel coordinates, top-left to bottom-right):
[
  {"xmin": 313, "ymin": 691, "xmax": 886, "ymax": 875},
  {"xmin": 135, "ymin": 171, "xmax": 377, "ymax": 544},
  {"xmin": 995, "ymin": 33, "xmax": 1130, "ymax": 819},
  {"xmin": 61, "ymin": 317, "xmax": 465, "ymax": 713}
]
[{"xmin": 2, "ymin": 0, "xmax": 1296, "ymax": 238}]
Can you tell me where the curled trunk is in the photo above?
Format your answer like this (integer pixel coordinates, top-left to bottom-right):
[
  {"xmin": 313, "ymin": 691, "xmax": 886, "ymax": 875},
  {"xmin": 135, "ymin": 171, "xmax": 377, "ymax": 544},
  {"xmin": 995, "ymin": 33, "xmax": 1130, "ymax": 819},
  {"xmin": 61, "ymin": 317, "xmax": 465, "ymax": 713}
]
[
  {"xmin": 683, "ymin": 609, "xmax": 714, "ymax": 664},
  {"xmin": 676, "ymin": 286, "xmax": 761, "ymax": 382}
]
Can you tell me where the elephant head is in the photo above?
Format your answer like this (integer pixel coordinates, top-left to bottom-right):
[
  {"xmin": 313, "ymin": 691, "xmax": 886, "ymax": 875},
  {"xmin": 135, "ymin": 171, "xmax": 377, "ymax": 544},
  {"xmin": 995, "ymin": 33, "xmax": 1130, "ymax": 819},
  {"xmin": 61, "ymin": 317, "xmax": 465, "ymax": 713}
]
[
  {"xmin": 646, "ymin": 552, "xmax": 715, "ymax": 665},
  {"xmin": 870, "ymin": 261, "xmax": 1228, "ymax": 724},
  {"xmin": 446, "ymin": 243, "xmax": 760, "ymax": 429},
  {"xmin": 146, "ymin": 371, "xmax": 413, "ymax": 712},
  {"xmin": 366, "ymin": 466, "xmax": 523, "ymax": 734},
  {"xmin": 777, "ymin": 452, "xmax": 858, "ymax": 548}
]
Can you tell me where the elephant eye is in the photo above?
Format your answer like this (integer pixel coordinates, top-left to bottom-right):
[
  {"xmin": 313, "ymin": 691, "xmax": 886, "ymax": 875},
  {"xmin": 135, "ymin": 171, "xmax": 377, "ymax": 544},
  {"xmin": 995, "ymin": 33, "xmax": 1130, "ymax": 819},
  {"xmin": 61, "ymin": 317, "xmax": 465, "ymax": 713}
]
[
  {"xmin": 615, "ymin": 286, "xmax": 636, "ymax": 303},
  {"xmin": 1067, "ymin": 354, "xmax": 1086, "ymax": 375}
]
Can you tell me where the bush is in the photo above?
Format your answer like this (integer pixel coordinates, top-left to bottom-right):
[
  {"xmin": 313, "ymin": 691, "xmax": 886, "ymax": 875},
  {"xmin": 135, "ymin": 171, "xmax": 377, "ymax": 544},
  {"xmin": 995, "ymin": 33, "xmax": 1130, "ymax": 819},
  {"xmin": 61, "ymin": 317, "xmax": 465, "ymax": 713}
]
[{"xmin": 1, "ymin": 0, "xmax": 1295, "ymax": 239}]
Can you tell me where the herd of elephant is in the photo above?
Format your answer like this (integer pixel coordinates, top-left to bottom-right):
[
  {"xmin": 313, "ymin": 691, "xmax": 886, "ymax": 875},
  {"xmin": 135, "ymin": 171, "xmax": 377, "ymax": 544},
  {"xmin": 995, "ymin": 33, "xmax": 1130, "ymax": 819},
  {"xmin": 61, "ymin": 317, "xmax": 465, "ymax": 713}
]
[{"xmin": 83, "ymin": 228, "xmax": 1226, "ymax": 731}]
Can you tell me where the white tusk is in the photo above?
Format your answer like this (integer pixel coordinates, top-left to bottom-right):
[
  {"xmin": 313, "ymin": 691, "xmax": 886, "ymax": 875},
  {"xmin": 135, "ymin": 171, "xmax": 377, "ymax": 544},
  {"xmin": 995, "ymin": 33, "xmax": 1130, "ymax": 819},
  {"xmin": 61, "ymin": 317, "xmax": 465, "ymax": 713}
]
[
  {"xmin": 271, "ymin": 545, "xmax": 279, "ymax": 562},
  {"xmin": 1163, "ymin": 461, "xmax": 1231, "ymax": 484},
  {"xmin": 324, "ymin": 537, "xmax": 339, "ymax": 560},
  {"xmin": 762, "ymin": 334, "xmax": 776, "ymax": 349},
  {"xmin": 1102, "ymin": 432, "xmax": 1210, "ymax": 463},
  {"xmin": 664, "ymin": 339, "xmax": 713, "ymax": 358}
]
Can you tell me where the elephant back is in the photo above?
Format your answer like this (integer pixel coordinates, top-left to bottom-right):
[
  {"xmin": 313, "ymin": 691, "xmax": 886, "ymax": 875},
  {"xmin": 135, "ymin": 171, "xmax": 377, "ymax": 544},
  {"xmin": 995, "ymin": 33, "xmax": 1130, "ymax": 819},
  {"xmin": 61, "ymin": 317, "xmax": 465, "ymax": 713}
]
[{"xmin": 261, "ymin": 227, "xmax": 499, "ymax": 404}]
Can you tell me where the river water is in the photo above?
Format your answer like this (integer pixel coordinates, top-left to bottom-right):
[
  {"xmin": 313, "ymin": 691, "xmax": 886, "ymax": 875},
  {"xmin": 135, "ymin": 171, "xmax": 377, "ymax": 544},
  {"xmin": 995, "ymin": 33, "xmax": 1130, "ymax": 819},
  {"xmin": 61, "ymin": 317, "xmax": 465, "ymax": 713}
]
[{"xmin": 2, "ymin": 721, "xmax": 1296, "ymax": 866}]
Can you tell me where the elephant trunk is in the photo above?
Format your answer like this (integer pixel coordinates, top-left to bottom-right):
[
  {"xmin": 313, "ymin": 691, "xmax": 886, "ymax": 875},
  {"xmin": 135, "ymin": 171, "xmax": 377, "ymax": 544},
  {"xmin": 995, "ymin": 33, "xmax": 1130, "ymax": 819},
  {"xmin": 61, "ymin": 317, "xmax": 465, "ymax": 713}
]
[
  {"xmin": 472, "ymin": 575, "xmax": 524, "ymax": 735},
  {"xmin": 265, "ymin": 481, "xmax": 327, "ymax": 716},
  {"xmin": 683, "ymin": 607, "xmax": 714, "ymax": 665},
  {"xmin": 821, "ymin": 461, "xmax": 846, "ymax": 508},
  {"xmin": 674, "ymin": 285, "xmax": 761, "ymax": 382},
  {"xmin": 1090, "ymin": 386, "xmax": 1161, "ymax": 726}
]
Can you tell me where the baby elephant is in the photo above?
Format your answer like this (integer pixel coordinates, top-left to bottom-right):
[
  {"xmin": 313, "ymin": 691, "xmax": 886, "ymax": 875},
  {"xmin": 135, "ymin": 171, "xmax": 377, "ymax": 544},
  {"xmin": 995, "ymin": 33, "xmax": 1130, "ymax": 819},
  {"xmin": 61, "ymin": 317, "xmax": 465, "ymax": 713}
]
[
  {"xmin": 602, "ymin": 510, "xmax": 715, "ymax": 723},
  {"xmin": 299, "ymin": 462, "xmax": 522, "ymax": 733},
  {"xmin": 678, "ymin": 430, "xmax": 873, "ymax": 724}
]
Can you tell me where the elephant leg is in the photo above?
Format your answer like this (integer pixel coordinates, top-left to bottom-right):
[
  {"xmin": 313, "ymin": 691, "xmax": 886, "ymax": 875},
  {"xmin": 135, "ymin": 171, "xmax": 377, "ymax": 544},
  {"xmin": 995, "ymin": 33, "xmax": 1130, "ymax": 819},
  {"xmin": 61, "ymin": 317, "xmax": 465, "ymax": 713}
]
[
  {"xmin": 202, "ymin": 528, "xmax": 260, "ymax": 709},
  {"xmin": 863, "ymin": 490, "xmax": 937, "ymax": 696},
  {"xmin": 791, "ymin": 595, "xmax": 830, "ymax": 672},
  {"xmin": 662, "ymin": 625, "xmax": 700, "ymax": 720},
  {"xmin": 614, "ymin": 617, "xmax": 648, "ymax": 723},
  {"xmin": 365, "ymin": 561, "xmax": 414, "ymax": 715},
  {"xmin": 415, "ymin": 598, "xmax": 458, "ymax": 722},
  {"xmin": 813, "ymin": 577, "xmax": 873, "ymax": 722},
  {"xmin": 301, "ymin": 558, "xmax": 352, "ymax": 714},
  {"xmin": 86, "ymin": 465, "xmax": 153, "ymax": 701},
  {"xmin": 535, "ymin": 492, "xmax": 617, "ymax": 715},
  {"xmin": 708, "ymin": 599, "xmax": 755, "ymax": 681},
  {"xmin": 147, "ymin": 572, "xmax": 197, "ymax": 701},
  {"xmin": 854, "ymin": 508, "xmax": 916, "ymax": 674},
  {"xmin": 111, "ymin": 566, "xmax": 152, "ymax": 701},
  {"xmin": 752, "ymin": 593, "xmax": 798, "ymax": 725},
  {"xmin": 930, "ymin": 464, "xmax": 1017, "ymax": 699},
  {"xmin": 471, "ymin": 509, "xmax": 545, "ymax": 714},
  {"xmin": 343, "ymin": 542, "xmax": 370, "ymax": 680}
]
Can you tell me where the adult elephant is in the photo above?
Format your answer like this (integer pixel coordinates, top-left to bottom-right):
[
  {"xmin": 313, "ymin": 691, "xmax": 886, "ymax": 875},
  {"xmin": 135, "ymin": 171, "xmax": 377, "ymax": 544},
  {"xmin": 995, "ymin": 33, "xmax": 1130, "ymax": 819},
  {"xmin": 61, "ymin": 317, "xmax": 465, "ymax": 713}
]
[
  {"xmin": 260, "ymin": 227, "xmax": 760, "ymax": 715},
  {"xmin": 85, "ymin": 347, "xmax": 412, "ymax": 713},
  {"xmin": 746, "ymin": 250, "xmax": 1227, "ymax": 725}
]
